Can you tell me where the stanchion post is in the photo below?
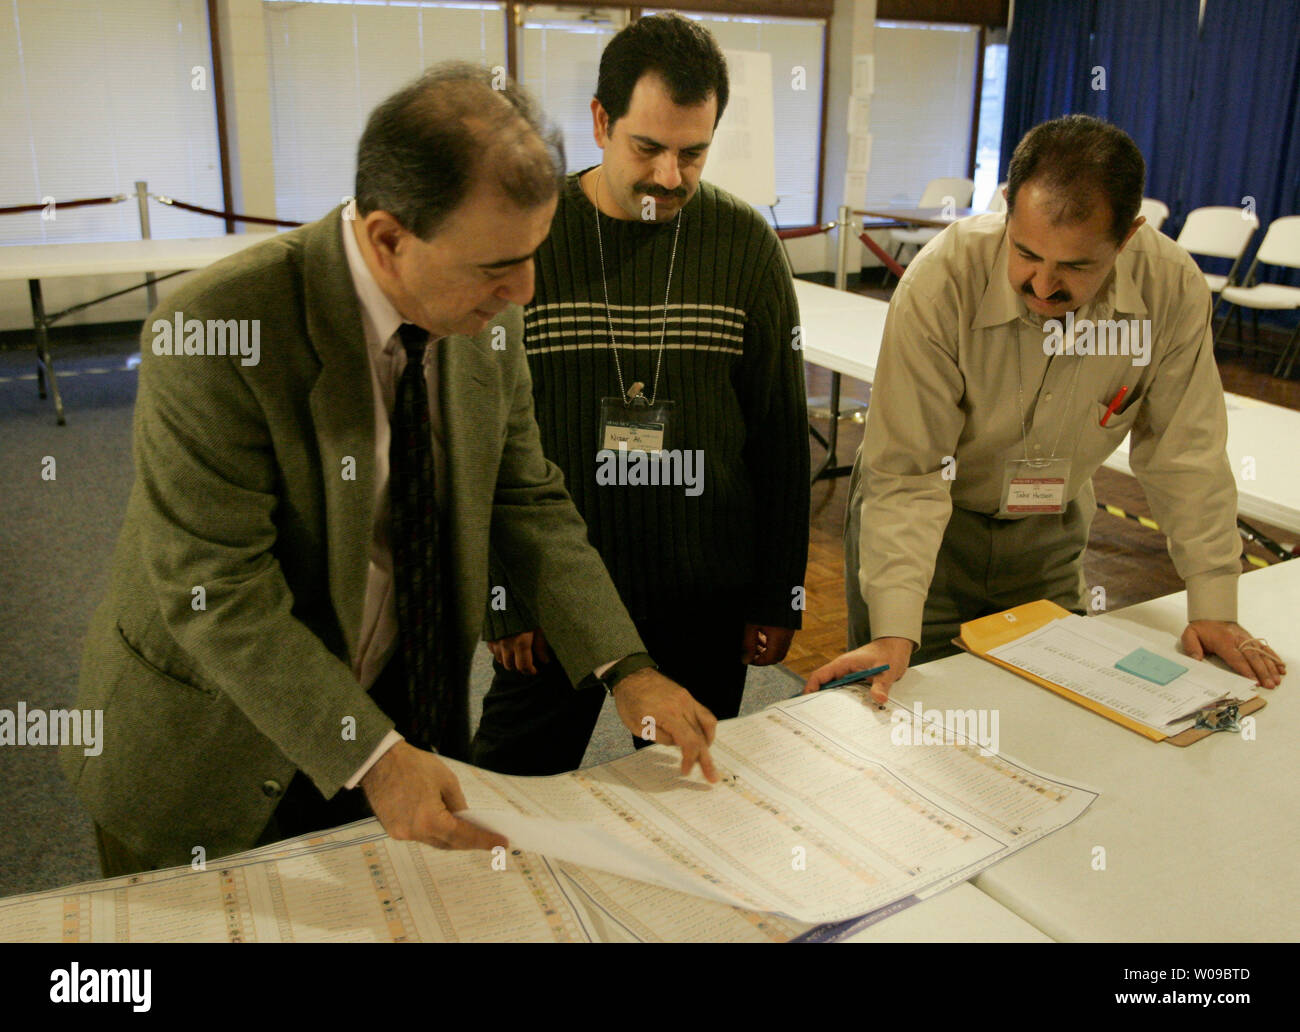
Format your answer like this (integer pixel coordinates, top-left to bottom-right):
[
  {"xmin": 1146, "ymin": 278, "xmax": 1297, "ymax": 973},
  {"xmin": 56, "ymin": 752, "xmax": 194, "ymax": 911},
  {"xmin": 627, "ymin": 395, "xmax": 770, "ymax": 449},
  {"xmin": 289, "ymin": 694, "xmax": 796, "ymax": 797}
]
[
  {"xmin": 812, "ymin": 204, "xmax": 858, "ymax": 479},
  {"xmin": 136, "ymin": 180, "xmax": 158, "ymax": 311},
  {"xmin": 835, "ymin": 204, "xmax": 853, "ymax": 292}
]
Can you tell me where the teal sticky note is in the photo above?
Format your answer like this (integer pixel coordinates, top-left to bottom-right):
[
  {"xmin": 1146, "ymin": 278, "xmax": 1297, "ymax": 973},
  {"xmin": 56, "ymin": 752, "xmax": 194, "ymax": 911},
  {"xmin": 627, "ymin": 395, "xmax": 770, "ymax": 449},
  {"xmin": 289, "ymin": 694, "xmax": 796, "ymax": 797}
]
[{"xmin": 1116, "ymin": 648, "xmax": 1187, "ymax": 685}]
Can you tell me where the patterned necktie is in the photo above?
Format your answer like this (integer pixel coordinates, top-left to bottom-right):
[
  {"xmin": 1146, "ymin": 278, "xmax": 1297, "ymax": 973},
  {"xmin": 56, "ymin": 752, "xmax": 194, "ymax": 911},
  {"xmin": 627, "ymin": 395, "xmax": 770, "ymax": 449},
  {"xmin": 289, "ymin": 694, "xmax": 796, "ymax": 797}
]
[{"xmin": 389, "ymin": 323, "xmax": 450, "ymax": 751}]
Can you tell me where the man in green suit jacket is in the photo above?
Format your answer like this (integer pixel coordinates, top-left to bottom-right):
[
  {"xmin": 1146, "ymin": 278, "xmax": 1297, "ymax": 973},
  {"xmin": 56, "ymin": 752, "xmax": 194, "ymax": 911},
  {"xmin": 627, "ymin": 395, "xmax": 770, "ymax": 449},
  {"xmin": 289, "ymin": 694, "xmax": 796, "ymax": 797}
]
[{"xmin": 63, "ymin": 63, "xmax": 719, "ymax": 875}]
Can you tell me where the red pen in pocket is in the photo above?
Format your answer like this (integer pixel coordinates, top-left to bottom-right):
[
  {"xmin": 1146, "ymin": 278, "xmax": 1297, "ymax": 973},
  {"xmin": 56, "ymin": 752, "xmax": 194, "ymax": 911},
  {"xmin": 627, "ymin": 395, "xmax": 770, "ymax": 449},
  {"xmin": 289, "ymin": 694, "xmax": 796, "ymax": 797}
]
[{"xmin": 1100, "ymin": 385, "xmax": 1129, "ymax": 427}]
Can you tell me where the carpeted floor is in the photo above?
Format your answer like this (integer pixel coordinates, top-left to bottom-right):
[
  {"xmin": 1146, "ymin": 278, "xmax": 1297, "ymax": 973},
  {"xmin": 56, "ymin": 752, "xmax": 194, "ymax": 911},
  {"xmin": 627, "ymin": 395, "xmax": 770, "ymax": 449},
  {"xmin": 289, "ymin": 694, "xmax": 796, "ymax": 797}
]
[{"xmin": 0, "ymin": 333, "xmax": 802, "ymax": 899}]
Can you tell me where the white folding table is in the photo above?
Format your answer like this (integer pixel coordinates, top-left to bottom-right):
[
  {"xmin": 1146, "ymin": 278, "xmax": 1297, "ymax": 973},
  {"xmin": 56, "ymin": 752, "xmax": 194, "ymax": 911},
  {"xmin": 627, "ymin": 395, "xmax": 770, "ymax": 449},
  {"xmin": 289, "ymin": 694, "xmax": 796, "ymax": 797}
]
[
  {"xmin": 0, "ymin": 234, "xmax": 274, "ymax": 423},
  {"xmin": 1105, "ymin": 391, "xmax": 1300, "ymax": 537},
  {"xmin": 793, "ymin": 278, "xmax": 889, "ymax": 480},
  {"xmin": 894, "ymin": 561, "xmax": 1299, "ymax": 941}
]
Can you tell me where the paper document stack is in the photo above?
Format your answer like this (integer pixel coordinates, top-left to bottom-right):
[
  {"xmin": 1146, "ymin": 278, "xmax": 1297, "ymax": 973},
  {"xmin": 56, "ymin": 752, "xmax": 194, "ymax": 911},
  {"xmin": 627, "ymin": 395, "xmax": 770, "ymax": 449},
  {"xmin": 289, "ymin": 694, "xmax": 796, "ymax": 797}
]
[
  {"xmin": 959, "ymin": 601, "xmax": 1262, "ymax": 744},
  {"xmin": 0, "ymin": 690, "xmax": 1097, "ymax": 942}
]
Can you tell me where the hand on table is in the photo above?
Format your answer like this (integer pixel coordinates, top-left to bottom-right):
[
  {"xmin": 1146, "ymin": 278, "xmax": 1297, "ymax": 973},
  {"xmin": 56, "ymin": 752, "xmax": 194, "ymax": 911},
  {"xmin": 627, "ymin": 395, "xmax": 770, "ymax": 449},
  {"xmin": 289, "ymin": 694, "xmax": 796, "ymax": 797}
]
[
  {"xmin": 611, "ymin": 668, "xmax": 719, "ymax": 783},
  {"xmin": 1181, "ymin": 620, "xmax": 1286, "ymax": 689},
  {"xmin": 802, "ymin": 636, "xmax": 914, "ymax": 704},
  {"xmin": 741, "ymin": 623, "xmax": 796, "ymax": 666},
  {"xmin": 361, "ymin": 741, "xmax": 507, "ymax": 851},
  {"xmin": 487, "ymin": 628, "xmax": 550, "ymax": 675}
]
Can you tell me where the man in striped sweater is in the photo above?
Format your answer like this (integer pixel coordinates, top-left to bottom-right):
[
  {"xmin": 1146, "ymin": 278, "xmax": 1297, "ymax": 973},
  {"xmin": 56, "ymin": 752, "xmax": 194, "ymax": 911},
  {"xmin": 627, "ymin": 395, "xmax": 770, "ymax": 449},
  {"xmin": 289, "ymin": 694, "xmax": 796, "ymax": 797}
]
[{"xmin": 472, "ymin": 13, "xmax": 810, "ymax": 775}]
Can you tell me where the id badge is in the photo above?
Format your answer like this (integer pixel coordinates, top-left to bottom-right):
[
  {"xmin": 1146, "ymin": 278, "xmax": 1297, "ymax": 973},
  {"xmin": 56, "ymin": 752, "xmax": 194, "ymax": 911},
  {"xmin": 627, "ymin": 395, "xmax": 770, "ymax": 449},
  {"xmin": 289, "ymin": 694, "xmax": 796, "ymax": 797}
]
[
  {"xmin": 599, "ymin": 396, "xmax": 675, "ymax": 454},
  {"xmin": 998, "ymin": 458, "xmax": 1070, "ymax": 515}
]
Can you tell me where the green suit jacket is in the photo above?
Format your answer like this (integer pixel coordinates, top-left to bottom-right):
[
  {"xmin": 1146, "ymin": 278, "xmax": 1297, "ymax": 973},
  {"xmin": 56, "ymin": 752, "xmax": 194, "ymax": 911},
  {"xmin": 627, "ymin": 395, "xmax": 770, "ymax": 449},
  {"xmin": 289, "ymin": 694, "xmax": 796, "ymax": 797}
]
[{"xmin": 62, "ymin": 208, "xmax": 643, "ymax": 867}]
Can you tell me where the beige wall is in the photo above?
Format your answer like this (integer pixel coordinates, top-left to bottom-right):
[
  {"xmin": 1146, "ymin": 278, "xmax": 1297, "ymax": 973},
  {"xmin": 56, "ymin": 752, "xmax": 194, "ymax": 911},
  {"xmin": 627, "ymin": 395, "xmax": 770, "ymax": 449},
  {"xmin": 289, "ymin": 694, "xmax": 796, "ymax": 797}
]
[
  {"xmin": 783, "ymin": 0, "xmax": 875, "ymax": 277},
  {"xmin": 1, "ymin": 2, "xmax": 870, "ymax": 333},
  {"xmin": 0, "ymin": 1, "xmax": 275, "ymax": 332},
  {"xmin": 217, "ymin": 0, "xmax": 276, "ymax": 222}
]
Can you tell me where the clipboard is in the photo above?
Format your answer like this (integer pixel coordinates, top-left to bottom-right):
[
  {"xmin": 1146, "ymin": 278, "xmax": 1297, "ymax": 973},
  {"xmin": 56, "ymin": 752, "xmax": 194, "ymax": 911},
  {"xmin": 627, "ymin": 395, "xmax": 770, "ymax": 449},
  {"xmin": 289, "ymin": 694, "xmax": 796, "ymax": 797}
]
[{"xmin": 954, "ymin": 600, "xmax": 1266, "ymax": 746}]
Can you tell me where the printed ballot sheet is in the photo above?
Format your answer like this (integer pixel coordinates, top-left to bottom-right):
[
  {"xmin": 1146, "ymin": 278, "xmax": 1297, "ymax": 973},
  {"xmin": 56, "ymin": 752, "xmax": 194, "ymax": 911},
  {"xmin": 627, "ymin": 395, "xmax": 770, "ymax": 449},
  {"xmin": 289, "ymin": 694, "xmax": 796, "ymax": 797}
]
[
  {"xmin": 0, "ymin": 689, "xmax": 1096, "ymax": 940},
  {"xmin": 0, "ymin": 819, "xmax": 806, "ymax": 943},
  {"xmin": 453, "ymin": 688, "xmax": 1096, "ymax": 923},
  {"xmin": 987, "ymin": 614, "xmax": 1256, "ymax": 733}
]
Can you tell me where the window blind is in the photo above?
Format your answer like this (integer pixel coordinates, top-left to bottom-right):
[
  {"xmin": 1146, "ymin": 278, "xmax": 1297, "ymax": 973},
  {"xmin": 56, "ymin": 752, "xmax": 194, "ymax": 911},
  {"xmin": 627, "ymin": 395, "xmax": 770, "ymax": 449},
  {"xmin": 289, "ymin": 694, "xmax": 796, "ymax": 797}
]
[
  {"xmin": 865, "ymin": 22, "xmax": 978, "ymax": 207},
  {"xmin": 263, "ymin": 0, "xmax": 507, "ymax": 225},
  {"xmin": 0, "ymin": 0, "xmax": 222, "ymax": 245}
]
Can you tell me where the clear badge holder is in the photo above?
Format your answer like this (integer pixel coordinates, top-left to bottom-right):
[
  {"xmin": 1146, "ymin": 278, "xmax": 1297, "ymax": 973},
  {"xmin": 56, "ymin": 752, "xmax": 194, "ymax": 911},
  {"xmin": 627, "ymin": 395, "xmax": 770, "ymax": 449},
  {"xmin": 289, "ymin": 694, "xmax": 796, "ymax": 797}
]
[
  {"xmin": 598, "ymin": 381, "xmax": 675, "ymax": 453},
  {"xmin": 998, "ymin": 457, "xmax": 1070, "ymax": 516}
]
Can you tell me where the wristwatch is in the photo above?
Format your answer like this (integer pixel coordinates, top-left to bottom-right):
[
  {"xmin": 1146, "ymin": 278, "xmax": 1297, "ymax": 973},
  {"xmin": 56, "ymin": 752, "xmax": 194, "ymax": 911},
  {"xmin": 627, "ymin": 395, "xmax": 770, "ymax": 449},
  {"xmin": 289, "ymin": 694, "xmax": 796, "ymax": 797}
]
[{"xmin": 587, "ymin": 652, "xmax": 658, "ymax": 696}]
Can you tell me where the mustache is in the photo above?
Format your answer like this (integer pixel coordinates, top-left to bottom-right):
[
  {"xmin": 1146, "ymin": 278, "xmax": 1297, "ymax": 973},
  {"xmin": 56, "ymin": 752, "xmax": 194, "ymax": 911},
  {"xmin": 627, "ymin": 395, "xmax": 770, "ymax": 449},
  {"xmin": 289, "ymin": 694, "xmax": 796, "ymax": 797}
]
[
  {"xmin": 637, "ymin": 185, "xmax": 687, "ymax": 199},
  {"xmin": 1021, "ymin": 279, "xmax": 1070, "ymax": 303}
]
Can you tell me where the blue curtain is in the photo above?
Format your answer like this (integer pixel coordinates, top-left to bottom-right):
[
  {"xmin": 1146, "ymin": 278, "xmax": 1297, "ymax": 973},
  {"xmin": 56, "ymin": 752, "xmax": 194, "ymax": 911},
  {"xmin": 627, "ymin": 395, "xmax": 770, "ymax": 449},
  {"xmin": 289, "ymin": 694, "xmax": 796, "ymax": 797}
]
[
  {"xmin": 1175, "ymin": 0, "xmax": 1300, "ymax": 300},
  {"xmin": 1000, "ymin": 0, "xmax": 1199, "ymax": 204},
  {"xmin": 999, "ymin": 0, "xmax": 1096, "ymax": 165},
  {"xmin": 1001, "ymin": 0, "xmax": 1300, "ymax": 318},
  {"xmin": 1089, "ymin": 0, "xmax": 1198, "ymax": 211}
]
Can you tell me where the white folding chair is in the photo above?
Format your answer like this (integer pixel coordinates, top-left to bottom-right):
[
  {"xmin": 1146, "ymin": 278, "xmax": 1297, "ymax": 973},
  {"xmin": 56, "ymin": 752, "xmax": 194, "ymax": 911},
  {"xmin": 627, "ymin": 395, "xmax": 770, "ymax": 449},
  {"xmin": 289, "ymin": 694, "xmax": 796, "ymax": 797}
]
[
  {"xmin": 884, "ymin": 177, "xmax": 975, "ymax": 284},
  {"xmin": 987, "ymin": 181, "xmax": 1008, "ymax": 214},
  {"xmin": 1175, "ymin": 206, "xmax": 1259, "ymax": 300},
  {"xmin": 1215, "ymin": 215, "xmax": 1300, "ymax": 377},
  {"xmin": 1138, "ymin": 197, "xmax": 1170, "ymax": 231}
]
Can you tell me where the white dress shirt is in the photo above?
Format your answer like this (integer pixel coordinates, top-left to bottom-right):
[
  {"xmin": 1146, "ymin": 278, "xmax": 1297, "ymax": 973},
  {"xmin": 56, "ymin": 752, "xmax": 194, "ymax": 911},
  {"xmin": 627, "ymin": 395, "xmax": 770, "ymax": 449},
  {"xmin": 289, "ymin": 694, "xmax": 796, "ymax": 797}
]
[
  {"xmin": 338, "ymin": 212, "xmax": 616, "ymax": 789},
  {"xmin": 341, "ymin": 212, "xmax": 447, "ymax": 787}
]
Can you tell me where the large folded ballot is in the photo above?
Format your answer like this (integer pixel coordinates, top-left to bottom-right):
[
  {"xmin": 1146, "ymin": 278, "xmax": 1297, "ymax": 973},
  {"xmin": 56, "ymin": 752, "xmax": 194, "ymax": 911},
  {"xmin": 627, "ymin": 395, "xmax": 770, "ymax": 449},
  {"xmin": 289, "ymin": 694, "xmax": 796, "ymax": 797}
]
[{"xmin": 0, "ymin": 689, "xmax": 1097, "ymax": 942}]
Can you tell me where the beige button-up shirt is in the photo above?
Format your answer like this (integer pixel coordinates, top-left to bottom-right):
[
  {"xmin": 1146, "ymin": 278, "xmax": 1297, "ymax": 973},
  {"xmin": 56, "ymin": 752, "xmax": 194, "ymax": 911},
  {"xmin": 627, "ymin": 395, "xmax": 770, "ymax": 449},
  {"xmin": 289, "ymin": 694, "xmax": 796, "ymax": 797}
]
[{"xmin": 855, "ymin": 213, "xmax": 1241, "ymax": 646}]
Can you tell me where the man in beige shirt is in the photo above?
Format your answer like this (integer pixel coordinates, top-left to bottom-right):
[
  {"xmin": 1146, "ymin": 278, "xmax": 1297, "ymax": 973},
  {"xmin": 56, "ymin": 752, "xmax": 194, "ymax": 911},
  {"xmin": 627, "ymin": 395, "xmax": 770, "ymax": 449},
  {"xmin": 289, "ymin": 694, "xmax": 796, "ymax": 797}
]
[{"xmin": 806, "ymin": 115, "xmax": 1284, "ymax": 700}]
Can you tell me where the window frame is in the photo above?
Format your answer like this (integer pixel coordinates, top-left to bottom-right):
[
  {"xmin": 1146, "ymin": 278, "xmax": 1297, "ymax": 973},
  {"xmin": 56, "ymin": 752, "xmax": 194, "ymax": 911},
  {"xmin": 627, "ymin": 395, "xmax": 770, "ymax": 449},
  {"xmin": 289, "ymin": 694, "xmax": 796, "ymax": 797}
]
[{"xmin": 507, "ymin": 2, "xmax": 831, "ymax": 227}]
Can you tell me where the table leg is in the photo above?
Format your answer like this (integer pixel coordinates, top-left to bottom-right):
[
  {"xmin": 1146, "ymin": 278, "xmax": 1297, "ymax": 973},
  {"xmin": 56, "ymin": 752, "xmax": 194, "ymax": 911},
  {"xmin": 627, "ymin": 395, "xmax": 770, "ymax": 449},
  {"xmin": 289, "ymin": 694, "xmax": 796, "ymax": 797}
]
[
  {"xmin": 28, "ymin": 278, "xmax": 66, "ymax": 425},
  {"xmin": 811, "ymin": 371, "xmax": 854, "ymax": 482}
]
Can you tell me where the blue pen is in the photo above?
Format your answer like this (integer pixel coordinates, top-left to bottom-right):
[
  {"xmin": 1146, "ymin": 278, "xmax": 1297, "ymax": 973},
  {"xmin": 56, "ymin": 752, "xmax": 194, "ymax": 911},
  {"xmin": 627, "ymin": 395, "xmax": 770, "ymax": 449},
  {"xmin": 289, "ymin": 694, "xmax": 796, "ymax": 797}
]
[{"xmin": 821, "ymin": 664, "xmax": 889, "ymax": 690}]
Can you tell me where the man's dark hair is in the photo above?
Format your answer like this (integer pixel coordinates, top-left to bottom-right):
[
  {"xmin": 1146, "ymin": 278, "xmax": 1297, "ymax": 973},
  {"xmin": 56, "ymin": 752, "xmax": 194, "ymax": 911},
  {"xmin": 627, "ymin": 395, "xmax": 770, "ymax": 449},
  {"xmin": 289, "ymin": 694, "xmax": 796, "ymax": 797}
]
[
  {"xmin": 355, "ymin": 61, "xmax": 565, "ymax": 239},
  {"xmin": 595, "ymin": 13, "xmax": 730, "ymax": 129},
  {"xmin": 1006, "ymin": 114, "xmax": 1145, "ymax": 244}
]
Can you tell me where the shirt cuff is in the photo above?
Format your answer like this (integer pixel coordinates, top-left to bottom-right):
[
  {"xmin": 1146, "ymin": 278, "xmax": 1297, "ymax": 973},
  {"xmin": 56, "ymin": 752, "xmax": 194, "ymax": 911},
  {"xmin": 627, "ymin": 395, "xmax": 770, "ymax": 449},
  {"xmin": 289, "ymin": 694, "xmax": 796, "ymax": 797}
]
[
  {"xmin": 862, "ymin": 586, "xmax": 927, "ymax": 649},
  {"xmin": 344, "ymin": 729, "xmax": 405, "ymax": 790},
  {"xmin": 1185, "ymin": 570, "xmax": 1239, "ymax": 624}
]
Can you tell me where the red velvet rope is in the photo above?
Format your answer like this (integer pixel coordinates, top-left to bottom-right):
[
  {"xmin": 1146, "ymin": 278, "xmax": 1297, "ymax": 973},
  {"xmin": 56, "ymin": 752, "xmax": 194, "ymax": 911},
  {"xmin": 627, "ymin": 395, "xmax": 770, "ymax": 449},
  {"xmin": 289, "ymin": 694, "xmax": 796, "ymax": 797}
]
[
  {"xmin": 776, "ymin": 222, "xmax": 835, "ymax": 240},
  {"xmin": 152, "ymin": 196, "xmax": 304, "ymax": 228},
  {"xmin": 0, "ymin": 195, "xmax": 125, "ymax": 216}
]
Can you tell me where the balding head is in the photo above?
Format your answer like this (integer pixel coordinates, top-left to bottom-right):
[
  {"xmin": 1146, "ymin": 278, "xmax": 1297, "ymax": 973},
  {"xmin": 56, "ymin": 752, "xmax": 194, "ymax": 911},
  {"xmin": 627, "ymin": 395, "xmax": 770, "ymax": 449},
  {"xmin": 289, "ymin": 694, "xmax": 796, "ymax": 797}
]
[
  {"xmin": 1006, "ymin": 114, "xmax": 1145, "ymax": 245},
  {"xmin": 355, "ymin": 62, "xmax": 564, "ymax": 240}
]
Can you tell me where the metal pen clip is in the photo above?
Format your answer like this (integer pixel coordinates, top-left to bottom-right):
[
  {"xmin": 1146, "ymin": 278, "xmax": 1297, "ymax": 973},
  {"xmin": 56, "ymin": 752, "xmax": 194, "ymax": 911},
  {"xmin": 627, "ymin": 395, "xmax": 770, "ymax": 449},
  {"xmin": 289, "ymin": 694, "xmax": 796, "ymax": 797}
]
[
  {"xmin": 1167, "ymin": 695, "xmax": 1235, "ymax": 726},
  {"xmin": 1192, "ymin": 699, "xmax": 1243, "ymax": 733}
]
